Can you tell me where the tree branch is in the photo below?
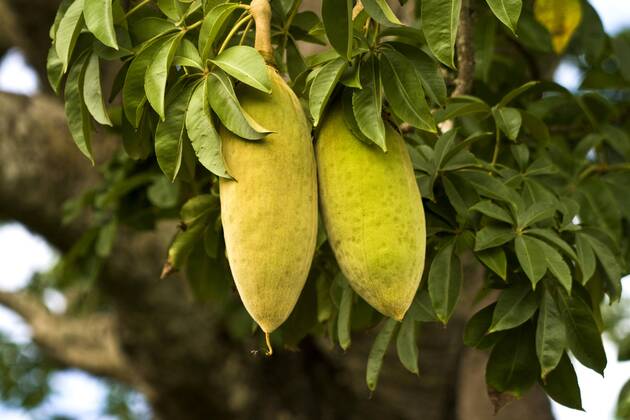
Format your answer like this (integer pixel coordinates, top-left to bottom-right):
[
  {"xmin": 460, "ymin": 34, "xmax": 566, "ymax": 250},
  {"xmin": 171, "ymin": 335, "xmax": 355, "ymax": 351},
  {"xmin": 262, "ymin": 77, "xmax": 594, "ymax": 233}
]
[
  {"xmin": 0, "ymin": 289, "xmax": 144, "ymax": 388},
  {"xmin": 453, "ymin": 0, "xmax": 474, "ymax": 97}
]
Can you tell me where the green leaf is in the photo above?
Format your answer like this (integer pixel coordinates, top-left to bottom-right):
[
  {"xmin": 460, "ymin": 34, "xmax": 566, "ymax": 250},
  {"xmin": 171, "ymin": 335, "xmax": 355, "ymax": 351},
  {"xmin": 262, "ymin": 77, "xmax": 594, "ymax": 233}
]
[
  {"xmin": 396, "ymin": 316, "xmax": 419, "ymax": 374},
  {"xmin": 515, "ymin": 235, "xmax": 547, "ymax": 287},
  {"xmin": 155, "ymin": 83, "xmax": 195, "ymax": 181},
  {"xmin": 210, "ymin": 46, "xmax": 272, "ymax": 93},
  {"xmin": 528, "ymin": 229, "xmax": 577, "ymax": 262},
  {"xmin": 95, "ymin": 218, "xmax": 118, "ymax": 257},
  {"xmin": 536, "ymin": 288, "xmax": 566, "ymax": 378},
  {"xmin": 585, "ymin": 235, "xmax": 623, "ymax": 301},
  {"xmin": 84, "ymin": 0, "xmax": 118, "ymax": 49},
  {"xmin": 174, "ymin": 38, "xmax": 204, "ymax": 69},
  {"xmin": 463, "ymin": 304, "xmax": 495, "ymax": 348},
  {"xmin": 147, "ymin": 176, "xmax": 180, "ymax": 208},
  {"xmin": 474, "ymin": 226, "xmax": 515, "ymax": 251},
  {"xmin": 145, "ymin": 33, "xmax": 184, "ymax": 120},
  {"xmin": 309, "ymin": 58, "xmax": 347, "ymax": 126},
  {"xmin": 617, "ymin": 379, "xmax": 630, "ymax": 419},
  {"xmin": 575, "ymin": 233, "xmax": 596, "ymax": 283},
  {"xmin": 130, "ymin": 17, "xmax": 178, "ymax": 45},
  {"xmin": 476, "ymin": 248, "xmax": 507, "ymax": 280},
  {"xmin": 352, "ymin": 57, "xmax": 386, "ymax": 151},
  {"xmin": 64, "ymin": 53, "xmax": 93, "ymax": 163},
  {"xmin": 361, "ymin": 0, "xmax": 401, "ymax": 26},
  {"xmin": 428, "ymin": 242, "xmax": 462, "ymax": 324},
  {"xmin": 123, "ymin": 37, "xmax": 167, "ymax": 127},
  {"xmin": 338, "ymin": 279, "xmax": 353, "ymax": 350},
  {"xmin": 493, "ymin": 107, "xmax": 522, "ymax": 141},
  {"xmin": 470, "ymin": 200, "xmax": 513, "ymax": 224},
  {"xmin": 186, "ymin": 80, "xmax": 232, "ymax": 179},
  {"xmin": 517, "ymin": 202, "xmax": 555, "ymax": 228},
  {"xmin": 322, "ymin": 0, "xmax": 352, "ymax": 60},
  {"xmin": 157, "ymin": 0, "xmax": 185, "ymax": 21},
  {"xmin": 421, "ymin": 0, "xmax": 462, "ymax": 68},
  {"xmin": 199, "ymin": 3, "xmax": 241, "ymax": 59},
  {"xmin": 207, "ymin": 69, "xmax": 270, "ymax": 140},
  {"xmin": 537, "ymin": 240, "xmax": 572, "ymax": 293},
  {"xmin": 168, "ymin": 221, "xmax": 206, "ymax": 269},
  {"xmin": 435, "ymin": 97, "xmax": 491, "ymax": 122},
  {"xmin": 407, "ymin": 290, "xmax": 439, "ymax": 322},
  {"xmin": 485, "ymin": 0, "xmax": 522, "ymax": 34},
  {"xmin": 497, "ymin": 81, "xmax": 540, "ymax": 107},
  {"xmin": 390, "ymin": 43, "xmax": 447, "ymax": 106},
  {"xmin": 486, "ymin": 326, "xmax": 538, "ymax": 398},
  {"xmin": 489, "ymin": 282, "xmax": 537, "ymax": 332},
  {"xmin": 47, "ymin": 47, "xmax": 65, "ymax": 95},
  {"xmin": 379, "ymin": 49, "xmax": 436, "ymax": 132},
  {"xmin": 55, "ymin": 0, "xmax": 85, "ymax": 73},
  {"xmin": 366, "ymin": 319, "xmax": 397, "ymax": 391},
  {"xmin": 464, "ymin": 170, "xmax": 521, "ymax": 207},
  {"xmin": 555, "ymin": 290, "xmax": 607, "ymax": 374},
  {"xmin": 83, "ymin": 52, "xmax": 112, "ymax": 126},
  {"xmin": 542, "ymin": 353, "xmax": 583, "ymax": 410}
]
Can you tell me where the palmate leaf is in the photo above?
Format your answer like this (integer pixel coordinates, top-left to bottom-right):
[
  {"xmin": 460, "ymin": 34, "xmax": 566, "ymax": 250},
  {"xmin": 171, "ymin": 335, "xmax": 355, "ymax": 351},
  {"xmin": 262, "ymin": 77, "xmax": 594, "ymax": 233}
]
[{"xmin": 489, "ymin": 281, "xmax": 537, "ymax": 333}]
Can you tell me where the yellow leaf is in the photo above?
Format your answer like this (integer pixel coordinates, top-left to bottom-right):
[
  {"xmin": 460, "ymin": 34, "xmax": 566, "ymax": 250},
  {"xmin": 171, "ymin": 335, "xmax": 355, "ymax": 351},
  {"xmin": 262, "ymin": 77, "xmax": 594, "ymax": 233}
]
[{"xmin": 534, "ymin": 0, "xmax": 583, "ymax": 54}]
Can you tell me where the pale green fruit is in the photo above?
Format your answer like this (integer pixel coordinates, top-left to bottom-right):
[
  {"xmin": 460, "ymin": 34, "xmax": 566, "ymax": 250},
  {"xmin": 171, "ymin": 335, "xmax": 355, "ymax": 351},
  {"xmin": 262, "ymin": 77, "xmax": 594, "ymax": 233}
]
[
  {"xmin": 316, "ymin": 107, "xmax": 426, "ymax": 320},
  {"xmin": 220, "ymin": 68, "xmax": 318, "ymax": 333}
]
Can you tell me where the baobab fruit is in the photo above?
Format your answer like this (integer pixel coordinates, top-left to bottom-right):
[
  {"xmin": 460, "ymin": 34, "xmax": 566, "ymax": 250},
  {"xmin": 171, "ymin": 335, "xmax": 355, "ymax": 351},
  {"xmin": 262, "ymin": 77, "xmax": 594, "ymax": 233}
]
[
  {"xmin": 316, "ymin": 106, "xmax": 426, "ymax": 320},
  {"xmin": 220, "ymin": 68, "xmax": 318, "ymax": 334}
]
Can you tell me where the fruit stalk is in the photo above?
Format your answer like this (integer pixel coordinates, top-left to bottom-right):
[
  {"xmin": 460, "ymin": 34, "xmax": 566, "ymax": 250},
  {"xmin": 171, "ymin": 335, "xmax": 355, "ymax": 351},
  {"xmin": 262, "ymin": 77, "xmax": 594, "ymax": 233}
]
[{"xmin": 250, "ymin": 0, "xmax": 274, "ymax": 65}]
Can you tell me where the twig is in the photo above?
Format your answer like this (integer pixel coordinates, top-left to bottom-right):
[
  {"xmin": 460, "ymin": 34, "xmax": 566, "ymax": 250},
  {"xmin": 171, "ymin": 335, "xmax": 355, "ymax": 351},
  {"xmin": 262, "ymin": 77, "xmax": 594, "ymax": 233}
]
[{"xmin": 453, "ymin": 0, "xmax": 474, "ymax": 97}]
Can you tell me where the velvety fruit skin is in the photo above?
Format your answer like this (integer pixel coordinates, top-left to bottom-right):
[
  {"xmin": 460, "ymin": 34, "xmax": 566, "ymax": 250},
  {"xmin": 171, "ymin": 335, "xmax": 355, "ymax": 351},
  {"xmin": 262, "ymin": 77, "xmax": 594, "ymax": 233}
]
[
  {"xmin": 220, "ymin": 68, "xmax": 317, "ymax": 333},
  {"xmin": 316, "ymin": 108, "xmax": 426, "ymax": 320}
]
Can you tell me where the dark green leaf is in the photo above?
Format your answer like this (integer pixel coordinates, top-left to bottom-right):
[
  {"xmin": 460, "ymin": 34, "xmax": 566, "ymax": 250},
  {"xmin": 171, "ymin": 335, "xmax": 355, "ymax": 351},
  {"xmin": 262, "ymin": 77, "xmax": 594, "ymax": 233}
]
[
  {"xmin": 396, "ymin": 316, "xmax": 419, "ymax": 374},
  {"xmin": 517, "ymin": 202, "xmax": 555, "ymax": 228},
  {"xmin": 528, "ymin": 229, "xmax": 577, "ymax": 262},
  {"xmin": 541, "ymin": 353, "xmax": 583, "ymax": 410},
  {"xmin": 322, "ymin": 0, "xmax": 352, "ymax": 60},
  {"xmin": 515, "ymin": 235, "xmax": 547, "ymax": 287},
  {"xmin": 390, "ymin": 43, "xmax": 447, "ymax": 106},
  {"xmin": 536, "ymin": 287, "xmax": 566, "ymax": 378},
  {"xmin": 379, "ymin": 49, "xmax": 436, "ymax": 132},
  {"xmin": 407, "ymin": 290, "xmax": 439, "ymax": 322},
  {"xmin": 474, "ymin": 226, "xmax": 515, "ymax": 251},
  {"xmin": 555, "ymin": 290, "xmax": 607, "ymax": 374},
  {"xmin": 361, "ymin": 0, "xmax": 401, "ymax": 26},
  {"xmin": 470, "ymin": 200, "xmax": 513, "ymax": 224},
  {"xmin": 366, "ymin": 318, "xmax": 397, "ymax": 391},
  {"xmin": 463, "ymin": 303, "xmax": 495, "ymax": 348},
  {"xmin": 421, "ymin": 0, "xmax": 462, "ymax": 68},
  {"xmin": 428, "ymin": 242, "xmax": 462, "ymax": 324},
  {"xmin": 486, "ymin": 326, "xmax": 538, "ymax": 398},
  {"xmin": 538, "ymin": 240, "xmax": 572, "ymax": 293},
  {"xmin": 489, "ymin": 282, "xmax": 537, "ymax": 332},
  {"xmin": 476, "ymin": 248, "xmax": 507, "ymax": 280},
  {"xmin": 493, "ymin": 106, "xmax": 522, "ymax": 141},
  {"xmin": 575, "ymin": 233, "xmax": 596, "ymax": 283}
]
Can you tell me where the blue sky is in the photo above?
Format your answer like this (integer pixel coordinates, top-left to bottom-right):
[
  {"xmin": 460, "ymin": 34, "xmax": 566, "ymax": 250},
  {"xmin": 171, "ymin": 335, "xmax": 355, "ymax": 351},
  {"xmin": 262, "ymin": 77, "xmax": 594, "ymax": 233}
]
[{"xmin": 1, "ymin": 1, "xmax": 630, "ymax": 419}]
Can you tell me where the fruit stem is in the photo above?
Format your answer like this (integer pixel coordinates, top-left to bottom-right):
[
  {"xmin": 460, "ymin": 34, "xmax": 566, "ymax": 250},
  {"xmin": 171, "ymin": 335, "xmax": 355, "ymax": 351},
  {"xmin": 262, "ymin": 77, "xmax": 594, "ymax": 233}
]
[
  {"xmin": 264, "ymin": 332, "xmax": 273, "ymax": 356},
  {"xmin": 250, "ymin": 0, "xmax": 275, "ymax": 65}
]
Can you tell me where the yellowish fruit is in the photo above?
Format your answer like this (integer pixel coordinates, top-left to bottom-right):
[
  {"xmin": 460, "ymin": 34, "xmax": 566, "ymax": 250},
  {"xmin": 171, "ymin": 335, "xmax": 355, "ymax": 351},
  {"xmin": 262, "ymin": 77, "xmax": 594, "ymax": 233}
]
[
  {"xmin": 220, "ymin": 68, "xmax": 318, "ymax": 333},
  {"xmin": 316, "ymin": 107, "xmax": 426, "ymax": 320}
]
